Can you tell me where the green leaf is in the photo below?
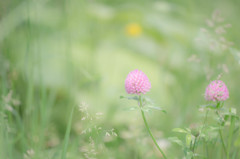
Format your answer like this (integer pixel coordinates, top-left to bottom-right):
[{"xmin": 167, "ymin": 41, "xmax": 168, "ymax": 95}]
[
  {"xmin": 229, "ymin": 107, "xmax": 237, "ymax": 115},
  {"xmin": 123, "ymin": 106, "xmax": 139, "ymax": 111},
  {"xmin": 120, "ymin": 95, "xmax": 139, "ymax": 101},
  {"xmin": 198, "ymin": 104, "xmax": 216, "ymax": 109},
  {"xmin": 216, "ymin": 102, "xmax": 221, "ymax": 109},
  {"xmin": 168, "ymin": 137, "xmax": 184, "ymax": 147},
  {"xmin": 222, "ymin": 108, "xmax": 239, "ymax": 120},
  {"xmin": 172, "ymin": 128, "xmax": 189, "ymax": 134},
  {"xmin": 143, "ymin": 97, "xmax": 154, "ymax": 105},
  {"xmin": 208, "ymin": 126, "xmax": 220, "ymax": 131},
  {"xmin": 186, "ymin": 134, "xmax": 192, "ymax": 147},
  {"xmin": 186, "ymin": 128, "xmax": 191, "ymax": 132},
  {"xmin": 146, "ymin": 105, "xmax": 167, "ymax": 113},
  {"xmin": 141, "ymin": 107, "xmax": 151, "ymax": 112}
]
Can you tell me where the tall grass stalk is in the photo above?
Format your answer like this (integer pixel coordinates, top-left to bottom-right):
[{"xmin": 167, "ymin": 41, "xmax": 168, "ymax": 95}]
[
  {"xmin": 227, "ymin": 116, "xmax": 235, "ymax": 159},
  {"xmin": 203, "ymin": 109, "xmax": 209, "ymax": 158},
  {"xmin": 61, "ymin": 105, "xmax": 75, "ymax": 159}
]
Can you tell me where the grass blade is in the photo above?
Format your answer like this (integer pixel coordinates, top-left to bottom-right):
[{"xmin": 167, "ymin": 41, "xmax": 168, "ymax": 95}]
[{"xmin": 61, "ymin": 105, "xmax": 75, "ymax": 159}]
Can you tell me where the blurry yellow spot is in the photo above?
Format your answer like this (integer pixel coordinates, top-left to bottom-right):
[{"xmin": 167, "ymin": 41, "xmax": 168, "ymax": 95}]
[{"xmin": 125, "ymin": 23, "xmax": 142, "ymax": 36}]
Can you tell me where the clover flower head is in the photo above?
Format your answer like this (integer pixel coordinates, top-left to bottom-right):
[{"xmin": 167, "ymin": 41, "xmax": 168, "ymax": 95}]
[
  {"xmin": 205, "ymin": 80, "xmax": 229, "ymax": 101},
  {"xmin": 125, "ymin": 69, "xmax": 151, "ymax": 95}
]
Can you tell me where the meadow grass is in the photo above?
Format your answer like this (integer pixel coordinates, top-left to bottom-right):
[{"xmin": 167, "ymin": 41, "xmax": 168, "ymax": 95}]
[{"xmin": 1, "ymin": 0, "xmax": 240, "ymax": 159}]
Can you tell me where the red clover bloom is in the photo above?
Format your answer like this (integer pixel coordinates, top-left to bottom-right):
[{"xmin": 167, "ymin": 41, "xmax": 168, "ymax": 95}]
[
  {"xmin": 205, "ymin": 80, "xmax": 229, "ymax": 101},
  {"xmin": 125, "ymin": 69, "xmax": 151, "ymax": 95}
]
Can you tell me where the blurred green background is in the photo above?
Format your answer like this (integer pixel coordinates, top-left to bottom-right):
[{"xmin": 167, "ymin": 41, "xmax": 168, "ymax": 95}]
[{"xmin": 1, "ymin": 0, "xmax": 240, "ymax": 158}]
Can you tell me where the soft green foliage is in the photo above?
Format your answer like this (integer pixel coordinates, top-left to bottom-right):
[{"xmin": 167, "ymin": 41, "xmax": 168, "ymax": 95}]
[
  {"xmin": 1, "ymin": 0, "xmax": 240, "ymax": 158},
  {"xmin": 170, "ymin": 102, "xmax": 240, "ymax": 158}
]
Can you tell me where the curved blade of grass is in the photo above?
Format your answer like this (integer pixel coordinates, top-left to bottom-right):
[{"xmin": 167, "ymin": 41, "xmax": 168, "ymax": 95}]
[{"xmin": 61, "ymin": 105, "xmax": 75, "ymax": 159}]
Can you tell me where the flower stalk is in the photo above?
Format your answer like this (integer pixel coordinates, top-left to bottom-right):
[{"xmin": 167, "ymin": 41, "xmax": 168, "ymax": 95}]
[
  {"xmin": 216, "ymin": 103, "xmax": 227, "ymax": 156},
  {"xmin": 191, "ymin": 137, "xmax": 198, "ymax": 159},
  {"xmin": 227, "ymin": 115, "xmax": 235, "ymax": 159},
  {"xmin": 139, "ymin": 95, "xmax": 167, "ymax": 159}
]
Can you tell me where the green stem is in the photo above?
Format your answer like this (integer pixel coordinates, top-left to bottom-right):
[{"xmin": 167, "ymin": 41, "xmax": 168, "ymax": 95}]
[
  {"xmin": 202, "ymin": 109, "xmax": 209, "ymax": 158},
  {"xmin": 203, "ymin": 109, "xmax": 209, "ymax": 126},
  {"xmin": 227, "ymin": 116, "xmax": 235, "ymax": 159},
  {"xmin": 139, "ymin": 96, "xmax": 167, "ymax": 159},
  {"xmin": 218, "ymin": 128, "xmax": 227, "ymax": 155},
  {"xmin": 204, "ymin": 140, "xmax": 209, "ymax": 159},
  {"xmin": 191, "ymin": 137, "xmax": 198, "ymax": 159},
  {"xmin": 216, "ymin": 109, "xmax": 227, "ymax": 156}
]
